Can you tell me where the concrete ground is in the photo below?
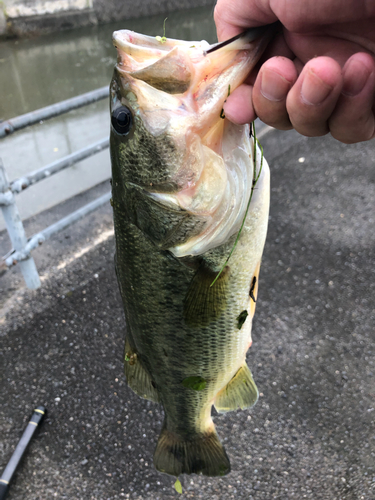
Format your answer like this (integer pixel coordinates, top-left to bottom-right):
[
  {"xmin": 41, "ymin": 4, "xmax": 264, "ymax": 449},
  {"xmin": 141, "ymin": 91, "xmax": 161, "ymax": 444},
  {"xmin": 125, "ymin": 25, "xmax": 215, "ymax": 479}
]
[{"xmin": 0, "ymin": 127, "xmax": 374, "ymax": 499}]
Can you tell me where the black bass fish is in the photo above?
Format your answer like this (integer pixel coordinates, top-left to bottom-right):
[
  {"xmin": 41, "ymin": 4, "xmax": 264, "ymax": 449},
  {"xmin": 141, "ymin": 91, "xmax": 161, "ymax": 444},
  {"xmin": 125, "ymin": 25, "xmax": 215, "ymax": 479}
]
[{"xmin": 110, "ymin": 25, "xmax": 274, "ymax": 477}]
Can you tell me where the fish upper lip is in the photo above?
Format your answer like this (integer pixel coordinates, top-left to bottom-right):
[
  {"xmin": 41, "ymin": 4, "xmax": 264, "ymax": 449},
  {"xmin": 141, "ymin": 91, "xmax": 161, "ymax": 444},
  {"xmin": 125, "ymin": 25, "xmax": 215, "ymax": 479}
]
[
  {"xmin": 113, "ymin": 30, "xmax": 164, "ymax": 52},
  {"xmin": 112, "ymin": 30, "xmax": 195, "ymax": 56},
  {"xmin": 113, "ymin": 22, "xmax": 280, "ymax": 57}
]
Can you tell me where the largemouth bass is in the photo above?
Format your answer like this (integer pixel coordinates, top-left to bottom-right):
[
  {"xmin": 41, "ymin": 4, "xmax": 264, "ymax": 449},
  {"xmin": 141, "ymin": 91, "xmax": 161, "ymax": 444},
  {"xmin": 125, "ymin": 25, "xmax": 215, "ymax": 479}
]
[{"xmin": 110, "ymin": 25, "xmax": 274, "ymax": 477}]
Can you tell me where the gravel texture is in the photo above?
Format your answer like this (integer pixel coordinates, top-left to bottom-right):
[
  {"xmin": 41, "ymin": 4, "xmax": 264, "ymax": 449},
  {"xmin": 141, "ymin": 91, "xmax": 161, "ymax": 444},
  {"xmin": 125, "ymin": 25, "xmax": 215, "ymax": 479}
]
[{"xmin": 1, "ymin": 128, "xmax": 374, "ymax": 499}]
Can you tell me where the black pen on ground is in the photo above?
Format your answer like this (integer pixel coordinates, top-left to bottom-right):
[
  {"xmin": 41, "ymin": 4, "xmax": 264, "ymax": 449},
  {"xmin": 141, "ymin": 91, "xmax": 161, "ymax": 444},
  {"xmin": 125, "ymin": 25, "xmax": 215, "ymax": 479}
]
[{"xmin": 0, "ymin": 406, "xmax": 46, "ymax": 500}]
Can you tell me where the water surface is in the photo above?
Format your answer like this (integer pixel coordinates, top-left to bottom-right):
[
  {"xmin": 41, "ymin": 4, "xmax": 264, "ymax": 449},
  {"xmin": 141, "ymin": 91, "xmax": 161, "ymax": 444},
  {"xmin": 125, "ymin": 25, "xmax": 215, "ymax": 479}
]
[{"xmin": 0, "ymin": 6, "xmax": 216, "ymax": 230}]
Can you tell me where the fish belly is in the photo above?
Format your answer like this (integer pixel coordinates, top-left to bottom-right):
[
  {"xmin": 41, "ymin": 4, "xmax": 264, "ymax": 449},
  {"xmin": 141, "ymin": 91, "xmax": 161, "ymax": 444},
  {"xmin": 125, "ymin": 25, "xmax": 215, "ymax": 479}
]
[{"xmin": 113, "ymin": 160, "xmax": 269, "ymax": 476}]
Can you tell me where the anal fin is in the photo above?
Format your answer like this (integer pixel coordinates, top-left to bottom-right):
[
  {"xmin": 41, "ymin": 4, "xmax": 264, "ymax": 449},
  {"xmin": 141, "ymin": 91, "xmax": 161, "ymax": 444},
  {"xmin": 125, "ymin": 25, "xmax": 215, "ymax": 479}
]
[
  {"xmin": 124, "ymin": 339, "xmax": 159, "ymax": 403},
  {"xmin": 214, "ymin": 363, "xmax": 258, "ymax": 413}
]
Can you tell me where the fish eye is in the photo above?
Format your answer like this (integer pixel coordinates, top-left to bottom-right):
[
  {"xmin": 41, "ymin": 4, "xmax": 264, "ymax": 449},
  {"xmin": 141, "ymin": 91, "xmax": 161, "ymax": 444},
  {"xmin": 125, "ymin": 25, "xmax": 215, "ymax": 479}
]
[{"xmin": 111, "ymin": 105, "xmax": 133, "ymax": 135}]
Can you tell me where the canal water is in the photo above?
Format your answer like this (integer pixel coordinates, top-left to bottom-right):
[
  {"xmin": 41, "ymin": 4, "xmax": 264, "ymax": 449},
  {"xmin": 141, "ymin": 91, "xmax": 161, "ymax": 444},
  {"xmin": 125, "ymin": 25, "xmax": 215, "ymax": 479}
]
[{"xmin": 0, "ymin": 5, "xmax": 216, "ymax": 230}]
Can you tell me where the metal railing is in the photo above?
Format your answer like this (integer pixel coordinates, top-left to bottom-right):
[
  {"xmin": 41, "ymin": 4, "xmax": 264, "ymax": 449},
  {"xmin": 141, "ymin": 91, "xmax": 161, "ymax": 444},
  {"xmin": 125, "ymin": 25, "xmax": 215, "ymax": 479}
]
[{"xmin": 0, "ymin": 86, "xmax": 111, "ymax": 289}]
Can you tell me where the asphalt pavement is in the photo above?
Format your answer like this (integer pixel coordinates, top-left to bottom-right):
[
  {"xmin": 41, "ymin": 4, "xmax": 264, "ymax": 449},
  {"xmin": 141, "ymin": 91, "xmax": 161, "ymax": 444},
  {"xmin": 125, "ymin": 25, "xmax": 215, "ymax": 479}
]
[{"xmin": 0, "ymin": 127, "xmax": 374, "ymax": 499}]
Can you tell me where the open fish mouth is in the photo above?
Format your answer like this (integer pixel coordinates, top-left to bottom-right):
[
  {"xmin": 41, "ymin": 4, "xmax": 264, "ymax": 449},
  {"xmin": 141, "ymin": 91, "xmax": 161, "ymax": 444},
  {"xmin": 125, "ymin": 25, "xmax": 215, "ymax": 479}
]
[
  {"xmin": 113, "ymin": 31, "xmax": 198, "ymax": 94},
  {"xmin": 111, "ymin": 26, "xmax": 274, "ymax": 256},
  {"xmin": 112, "ymin": 26, "xmax": 275, "ymax": 99}
]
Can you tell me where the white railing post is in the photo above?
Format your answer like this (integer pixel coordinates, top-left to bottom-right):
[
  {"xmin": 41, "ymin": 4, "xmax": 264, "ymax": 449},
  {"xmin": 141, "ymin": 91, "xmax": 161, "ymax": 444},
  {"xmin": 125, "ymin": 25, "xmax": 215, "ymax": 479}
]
[{"xmin": 0, "ymin": 159, "xmax": 41, "ymax": 289}]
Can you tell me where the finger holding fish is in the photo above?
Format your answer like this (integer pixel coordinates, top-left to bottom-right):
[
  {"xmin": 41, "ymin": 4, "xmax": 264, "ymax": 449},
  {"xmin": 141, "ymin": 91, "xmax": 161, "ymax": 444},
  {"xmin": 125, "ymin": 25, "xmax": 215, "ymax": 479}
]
[{"xmin": 214, "ymin": 0, "xmax": 375, "ymax": 143}]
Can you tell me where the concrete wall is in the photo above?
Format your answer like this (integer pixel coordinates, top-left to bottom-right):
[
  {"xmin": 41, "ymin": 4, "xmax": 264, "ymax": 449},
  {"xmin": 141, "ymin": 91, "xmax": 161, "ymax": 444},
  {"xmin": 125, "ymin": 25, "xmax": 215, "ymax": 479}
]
[{"xmin": 0, "ymin": 0, "xmax": 215, "ymax": 37}]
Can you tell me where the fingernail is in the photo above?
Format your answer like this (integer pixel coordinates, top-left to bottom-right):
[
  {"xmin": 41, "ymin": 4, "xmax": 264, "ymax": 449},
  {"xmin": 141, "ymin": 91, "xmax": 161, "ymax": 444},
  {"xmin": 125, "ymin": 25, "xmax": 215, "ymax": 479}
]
[
  {"xmin": 260, "ymin": 68, "xmax": 291, "ymax": 101},
  {"xmin": 301, "ymin": 69, "xmax": 333, "ymax": 105},
  {"xmin": 342, "ymin": 59, "xmax": 371, "ymax": 96}
]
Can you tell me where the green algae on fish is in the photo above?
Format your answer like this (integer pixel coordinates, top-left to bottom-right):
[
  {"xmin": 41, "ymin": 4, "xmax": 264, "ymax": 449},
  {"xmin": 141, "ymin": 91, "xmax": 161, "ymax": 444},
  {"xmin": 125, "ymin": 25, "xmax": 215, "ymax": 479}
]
[{"xmin": 155, "ymin": 18, "xmax": 168, "ymax": 44}]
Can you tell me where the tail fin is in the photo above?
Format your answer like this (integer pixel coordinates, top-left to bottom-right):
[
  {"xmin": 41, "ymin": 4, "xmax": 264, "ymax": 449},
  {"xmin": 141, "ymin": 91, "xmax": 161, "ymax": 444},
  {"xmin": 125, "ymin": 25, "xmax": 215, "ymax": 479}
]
[{"xmin": 153, "ymin": 422, "xmax": 230, "ymax": 477}]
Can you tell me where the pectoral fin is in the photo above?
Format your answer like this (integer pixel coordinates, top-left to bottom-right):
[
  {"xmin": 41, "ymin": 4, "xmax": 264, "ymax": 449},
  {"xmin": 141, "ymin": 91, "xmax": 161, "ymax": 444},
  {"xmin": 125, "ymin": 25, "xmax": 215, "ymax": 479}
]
[
  {"xmin": 124, "ymin": 340, "xmax": 160, "ymax": 403},
  {"xmin": 214, "ymin": 363, "xmax": 258, "ymax": 413}
]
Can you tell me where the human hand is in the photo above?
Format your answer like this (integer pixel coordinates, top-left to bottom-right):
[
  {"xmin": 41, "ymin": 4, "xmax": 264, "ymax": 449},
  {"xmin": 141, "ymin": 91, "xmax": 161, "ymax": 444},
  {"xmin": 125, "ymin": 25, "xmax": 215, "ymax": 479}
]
[{"xmin": 214, "ymin": 0, "xmax": 375, "ymax": 143}]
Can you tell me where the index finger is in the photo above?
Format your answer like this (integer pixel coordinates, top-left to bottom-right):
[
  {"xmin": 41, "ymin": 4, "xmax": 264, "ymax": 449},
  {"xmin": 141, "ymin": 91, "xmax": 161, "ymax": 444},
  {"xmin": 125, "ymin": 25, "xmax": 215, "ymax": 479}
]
[
  {"xmin": 214, "ymin": 0, "xmax": 375, "ymax": 41},
  {"xmin": 214, "ymin": 0, "xmax": 277, "ymax": 41}
]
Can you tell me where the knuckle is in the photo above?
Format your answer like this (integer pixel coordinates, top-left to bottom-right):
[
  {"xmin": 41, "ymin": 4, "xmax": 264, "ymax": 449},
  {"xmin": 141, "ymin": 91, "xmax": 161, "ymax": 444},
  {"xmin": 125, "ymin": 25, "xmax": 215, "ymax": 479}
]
[
  {"xmin": 290, "ymin": 116, "xmax": 329, "ymax": 137},
  {"xmin": 213, "ymin": 1, "xmax": 227, "ymax": 25},
  {"xmin": 330, "ymin": 114, "xmax": 375, "ymax": 144},
  {"xmin": 258, "ymin": 111, "xmax": 292, "ymax": 130},
  {"xmin": 213, "ymin": 3, "xmax": 221, "ymax": 23}
]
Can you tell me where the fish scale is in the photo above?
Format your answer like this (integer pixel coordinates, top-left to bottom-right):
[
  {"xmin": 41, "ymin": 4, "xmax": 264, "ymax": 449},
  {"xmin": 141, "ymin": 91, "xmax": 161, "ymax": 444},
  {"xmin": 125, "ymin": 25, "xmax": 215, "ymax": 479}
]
[
  {"xmin": 115, "ymin": 215, "xmax": 253, "ymax": 430},
  {"xmin": 115, "ymin": 117, "xmax": 183, "ymax": 189}
]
